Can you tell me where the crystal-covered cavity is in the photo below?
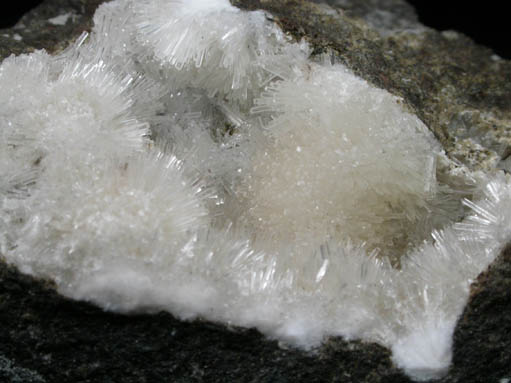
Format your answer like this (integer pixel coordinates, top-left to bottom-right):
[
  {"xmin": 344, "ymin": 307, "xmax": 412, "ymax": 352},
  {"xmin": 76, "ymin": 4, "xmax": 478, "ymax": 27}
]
[
  {"xmin": 1, "ymin": 0, "xmax": 510, "ymax": 381},
  {"xmin": 236, "ymin": 63, "xmax": 453, "ymax": 261}
]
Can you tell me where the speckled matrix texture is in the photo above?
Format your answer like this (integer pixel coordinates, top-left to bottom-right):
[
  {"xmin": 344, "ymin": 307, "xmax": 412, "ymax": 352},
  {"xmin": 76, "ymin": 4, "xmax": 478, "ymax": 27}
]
[
  {"xmin": 0, "ymin": 0, "xmax": 105, "ymax": 59},
  {"xmin": 1, "ymin": 0, "xmax": 510, "ymax": 382}
]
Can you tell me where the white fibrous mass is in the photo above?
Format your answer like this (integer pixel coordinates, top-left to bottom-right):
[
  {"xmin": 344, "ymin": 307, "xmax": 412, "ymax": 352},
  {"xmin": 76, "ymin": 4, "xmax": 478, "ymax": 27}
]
[
  {"xmin": 239, "ymin": 64, "xmax": 455, "ymax": 261},
  {"xmin": 1, "ymin": 0, "xmax": 510, "ymax": 381}
]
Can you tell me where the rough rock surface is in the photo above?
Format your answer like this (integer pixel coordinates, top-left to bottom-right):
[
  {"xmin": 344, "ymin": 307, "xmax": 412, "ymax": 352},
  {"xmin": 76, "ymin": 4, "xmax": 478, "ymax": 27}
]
[
  {"xmin": 1, "ymin": 0, "xmax": 510, "ymax": 382},
  {"xmin": 0, "ymin": 0, "xmax": 105, "ymax": 59}
]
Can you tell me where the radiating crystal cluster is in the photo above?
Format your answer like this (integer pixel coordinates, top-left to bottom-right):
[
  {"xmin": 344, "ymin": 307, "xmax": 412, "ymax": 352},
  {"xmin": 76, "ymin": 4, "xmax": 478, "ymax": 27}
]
[{"xmin": 1, "ymin": 0, "xmax": 510, "ymax": 381}]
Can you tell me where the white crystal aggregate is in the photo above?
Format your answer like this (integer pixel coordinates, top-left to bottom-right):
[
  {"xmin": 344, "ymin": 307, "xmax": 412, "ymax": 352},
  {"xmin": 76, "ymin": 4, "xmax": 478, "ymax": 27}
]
[{"xmin": 1, "ymin": 0, "xmax": 510, "ymax": 381}]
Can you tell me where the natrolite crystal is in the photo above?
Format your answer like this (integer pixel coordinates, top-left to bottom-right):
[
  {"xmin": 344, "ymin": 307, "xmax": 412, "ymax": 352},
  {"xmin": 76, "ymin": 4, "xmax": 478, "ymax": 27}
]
[{"xmin": 1, "ymin": 0, "xmax": 510, "ymax": 380}]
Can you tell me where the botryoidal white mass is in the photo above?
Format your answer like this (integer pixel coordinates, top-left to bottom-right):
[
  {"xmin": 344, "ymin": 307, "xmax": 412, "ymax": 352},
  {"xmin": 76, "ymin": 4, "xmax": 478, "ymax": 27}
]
[{"xmin": 0, "ymin": 0, "xmax": 510, "ymax": 381}]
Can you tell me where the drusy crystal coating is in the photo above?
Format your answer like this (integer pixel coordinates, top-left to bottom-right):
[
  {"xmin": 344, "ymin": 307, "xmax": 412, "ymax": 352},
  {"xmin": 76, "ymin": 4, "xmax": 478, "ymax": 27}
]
[{"xmin": 1, "ymin": 1, "xmax": 510, "ymax": 380}]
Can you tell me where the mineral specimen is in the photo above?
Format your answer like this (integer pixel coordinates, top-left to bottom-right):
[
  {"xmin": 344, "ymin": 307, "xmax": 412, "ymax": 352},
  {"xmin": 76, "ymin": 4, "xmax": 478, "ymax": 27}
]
[{"xmin": 1, "ymin": 0, "xmax": 510, "ymax": 381}]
